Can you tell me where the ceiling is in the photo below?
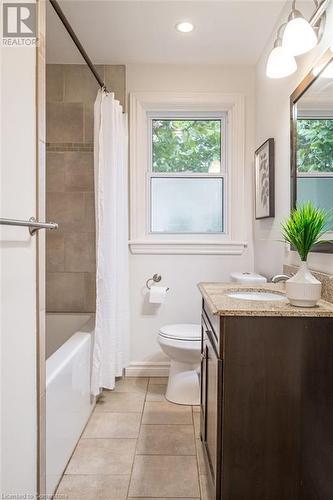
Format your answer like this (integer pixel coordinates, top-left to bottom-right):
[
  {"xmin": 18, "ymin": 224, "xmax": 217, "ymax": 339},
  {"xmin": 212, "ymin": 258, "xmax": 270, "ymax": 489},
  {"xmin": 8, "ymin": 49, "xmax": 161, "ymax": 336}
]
[{"xmin": 46, "ymin": 0, "xmax": 289, "ymax": 65}]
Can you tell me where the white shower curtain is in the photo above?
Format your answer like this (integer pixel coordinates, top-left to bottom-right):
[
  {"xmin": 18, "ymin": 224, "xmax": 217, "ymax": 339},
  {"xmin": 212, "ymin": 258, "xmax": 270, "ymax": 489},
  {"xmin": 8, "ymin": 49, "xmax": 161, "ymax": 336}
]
[{"xmin": 91, "ymin": 89, "xmax": 129, "ymax": 396}]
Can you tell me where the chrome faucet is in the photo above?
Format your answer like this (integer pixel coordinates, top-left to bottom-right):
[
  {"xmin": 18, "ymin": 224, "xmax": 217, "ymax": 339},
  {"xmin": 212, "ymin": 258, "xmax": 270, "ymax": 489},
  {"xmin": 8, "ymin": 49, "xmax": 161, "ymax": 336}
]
[{"xmin": 271, "ymin": 274, "xmax": 292, "ymax": 283}]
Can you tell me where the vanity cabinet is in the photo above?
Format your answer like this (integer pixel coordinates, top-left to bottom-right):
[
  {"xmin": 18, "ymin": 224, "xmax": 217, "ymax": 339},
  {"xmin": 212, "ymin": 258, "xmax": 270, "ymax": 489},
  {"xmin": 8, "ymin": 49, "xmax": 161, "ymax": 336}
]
[{"xmin": 200, "ymin": 299, "xmax": 333, "ymax": 500}]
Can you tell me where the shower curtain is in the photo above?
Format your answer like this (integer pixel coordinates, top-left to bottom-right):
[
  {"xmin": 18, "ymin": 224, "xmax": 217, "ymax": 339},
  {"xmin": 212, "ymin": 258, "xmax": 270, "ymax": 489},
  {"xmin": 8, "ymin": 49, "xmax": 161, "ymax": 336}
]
[{"xmin": 91, "ymin": 89, "xmax": 129, "ymax": 396}]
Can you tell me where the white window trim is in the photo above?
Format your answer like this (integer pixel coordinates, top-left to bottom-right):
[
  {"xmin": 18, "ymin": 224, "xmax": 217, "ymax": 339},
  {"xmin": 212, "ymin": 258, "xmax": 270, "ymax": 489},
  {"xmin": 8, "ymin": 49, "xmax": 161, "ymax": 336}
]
[{"xmin": 129, "ymin": 91, "xmax": 247, "ymax": 255}]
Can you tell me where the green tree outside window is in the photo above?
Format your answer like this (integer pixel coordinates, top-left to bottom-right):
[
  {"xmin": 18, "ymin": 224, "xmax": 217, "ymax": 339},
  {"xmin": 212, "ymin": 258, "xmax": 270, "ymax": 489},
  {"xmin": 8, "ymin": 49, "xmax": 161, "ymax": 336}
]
[
  {"xmin": 297, "ymin": 119, "xmax": 333, "ymax": 173},
  {"xmin": 152, "ymin": 119, "xmax": 222, "ymax": 173}
]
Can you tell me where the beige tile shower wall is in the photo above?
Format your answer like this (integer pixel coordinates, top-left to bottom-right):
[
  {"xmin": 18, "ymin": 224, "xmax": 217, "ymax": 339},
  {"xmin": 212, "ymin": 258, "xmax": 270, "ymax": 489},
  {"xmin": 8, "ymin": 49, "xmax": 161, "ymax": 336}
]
[{"xmin": 46, "ymin": 64, "xmax": 126, "ymax": 312}]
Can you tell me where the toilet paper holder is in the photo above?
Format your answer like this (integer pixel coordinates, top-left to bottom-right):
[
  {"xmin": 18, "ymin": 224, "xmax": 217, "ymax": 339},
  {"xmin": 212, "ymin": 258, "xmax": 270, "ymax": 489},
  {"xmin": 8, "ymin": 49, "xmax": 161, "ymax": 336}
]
[{"xmin": 146, "ymin": 274, "xmax": 169, "ymax": 291}]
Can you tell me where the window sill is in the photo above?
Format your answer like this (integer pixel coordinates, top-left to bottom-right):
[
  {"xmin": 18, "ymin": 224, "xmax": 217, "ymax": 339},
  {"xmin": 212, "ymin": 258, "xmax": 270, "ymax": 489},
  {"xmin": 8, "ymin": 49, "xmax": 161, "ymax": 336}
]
[{"xmin": 129, "ymin": 240, "xmax": 248, "ymax": 255}]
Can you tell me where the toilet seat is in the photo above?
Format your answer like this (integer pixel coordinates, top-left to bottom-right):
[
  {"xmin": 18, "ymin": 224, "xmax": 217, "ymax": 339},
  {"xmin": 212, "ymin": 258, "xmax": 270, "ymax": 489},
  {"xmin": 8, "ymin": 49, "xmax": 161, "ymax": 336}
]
[{"xmin": 158, "ymin": 323, "xmax": 201, "ymax": 342}]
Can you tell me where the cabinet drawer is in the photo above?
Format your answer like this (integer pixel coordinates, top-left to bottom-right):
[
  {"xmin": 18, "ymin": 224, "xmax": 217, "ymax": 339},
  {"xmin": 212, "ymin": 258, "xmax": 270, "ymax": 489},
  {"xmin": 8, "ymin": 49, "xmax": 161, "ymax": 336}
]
[
  {"xmin": 202, "ymin": 300, "xmax": 223, "ymax": 359},
  {"xmin": 203, "ymin": 299, "xmax": 220, "ymax": 339}
]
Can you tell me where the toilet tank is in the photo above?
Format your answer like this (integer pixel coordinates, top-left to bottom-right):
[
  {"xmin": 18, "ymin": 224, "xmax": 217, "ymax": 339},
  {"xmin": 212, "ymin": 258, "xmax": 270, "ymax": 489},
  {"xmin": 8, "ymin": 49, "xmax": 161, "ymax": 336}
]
[{"xmin": 230, "ymin": 272, "xmax": 267, "ymax": 284}]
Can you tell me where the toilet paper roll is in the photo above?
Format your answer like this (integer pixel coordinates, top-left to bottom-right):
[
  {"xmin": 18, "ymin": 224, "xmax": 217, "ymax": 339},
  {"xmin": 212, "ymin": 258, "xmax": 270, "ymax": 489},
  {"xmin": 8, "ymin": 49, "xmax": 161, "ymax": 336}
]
[{"xmin": 149, "ymin": 286, "xmax": 168, "ymax": 304}]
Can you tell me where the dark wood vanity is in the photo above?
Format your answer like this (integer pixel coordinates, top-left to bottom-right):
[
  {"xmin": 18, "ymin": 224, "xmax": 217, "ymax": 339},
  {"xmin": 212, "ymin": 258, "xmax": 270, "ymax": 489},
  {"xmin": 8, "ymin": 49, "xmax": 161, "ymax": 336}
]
[{"xmin": 199, "ymin": 284, "xmax": 333, "ymax": 500}]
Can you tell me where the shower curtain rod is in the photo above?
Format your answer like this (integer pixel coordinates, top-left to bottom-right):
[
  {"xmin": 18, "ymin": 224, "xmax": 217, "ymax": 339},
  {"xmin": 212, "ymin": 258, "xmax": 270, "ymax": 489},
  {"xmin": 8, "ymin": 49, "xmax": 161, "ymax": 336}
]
[{"xmin": 49, "ymin": 0, "xmax": 109, "ymax": 92}]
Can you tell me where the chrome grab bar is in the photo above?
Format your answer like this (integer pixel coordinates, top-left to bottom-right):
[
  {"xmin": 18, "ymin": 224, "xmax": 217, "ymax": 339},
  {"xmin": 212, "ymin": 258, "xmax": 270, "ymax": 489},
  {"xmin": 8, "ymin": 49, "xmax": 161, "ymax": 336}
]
[{"xmin": 0, "ymin": 217, "xmax": 58, "ymax": 235}]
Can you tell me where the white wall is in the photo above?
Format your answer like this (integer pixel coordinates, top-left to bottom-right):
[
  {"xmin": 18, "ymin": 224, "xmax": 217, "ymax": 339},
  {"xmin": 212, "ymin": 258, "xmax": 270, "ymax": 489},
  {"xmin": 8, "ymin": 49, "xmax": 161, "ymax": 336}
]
[
  {"xmin": 0, "ymin": 39, "xmax": 38, "ymax": 496},
  {"xmin": 254, "ymin": 2, "xmax": 333, "ymax": 277},
  {"xmin": 127, "ymin": 64, "xmax": 256, "ymax": 370}
]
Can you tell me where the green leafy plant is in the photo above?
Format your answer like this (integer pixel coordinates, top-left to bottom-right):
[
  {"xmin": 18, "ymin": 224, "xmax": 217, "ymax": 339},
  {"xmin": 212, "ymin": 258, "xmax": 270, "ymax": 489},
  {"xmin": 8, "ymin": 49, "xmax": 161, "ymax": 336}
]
[{"xmin": 281, "ymin": 202, "xmax": 332, "ymax": 261}]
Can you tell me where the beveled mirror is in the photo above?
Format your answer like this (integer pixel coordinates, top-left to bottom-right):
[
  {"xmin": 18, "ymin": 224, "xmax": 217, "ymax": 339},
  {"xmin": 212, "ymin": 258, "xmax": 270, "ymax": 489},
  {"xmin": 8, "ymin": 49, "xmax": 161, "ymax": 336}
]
[{"xmin": 290, "ymin": 47, "xmax": 333, "ymax": 253}]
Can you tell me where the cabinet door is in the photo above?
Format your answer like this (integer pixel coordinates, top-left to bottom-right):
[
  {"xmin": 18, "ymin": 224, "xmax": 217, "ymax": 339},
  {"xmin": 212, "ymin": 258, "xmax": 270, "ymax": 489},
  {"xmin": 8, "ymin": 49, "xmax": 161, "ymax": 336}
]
[
  {"xmin": 201, "ymin": 317, "xmax": 221, "ymax": 490},
  {"xmin": 200, "ymin": 321, "xmax": 208, "ymax": 441},
  {"xmin": 205, "ymin": 333, "xmax": 219, "ymax": 484}
]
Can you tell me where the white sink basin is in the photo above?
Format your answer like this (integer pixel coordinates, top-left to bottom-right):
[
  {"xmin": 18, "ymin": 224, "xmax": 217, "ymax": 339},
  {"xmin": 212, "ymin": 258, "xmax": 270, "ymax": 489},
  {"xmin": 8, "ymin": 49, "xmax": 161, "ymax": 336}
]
[{"xmin": 226, "ymin": 291, "xmax": 286, "ymax": 302}]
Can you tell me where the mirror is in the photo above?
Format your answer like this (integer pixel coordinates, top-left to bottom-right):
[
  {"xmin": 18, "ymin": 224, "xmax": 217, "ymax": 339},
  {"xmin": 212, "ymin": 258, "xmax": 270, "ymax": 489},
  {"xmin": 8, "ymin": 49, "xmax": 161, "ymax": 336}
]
[{"xmin": 291, "ymin": 47, "xmax": 333, "ymax": 253}]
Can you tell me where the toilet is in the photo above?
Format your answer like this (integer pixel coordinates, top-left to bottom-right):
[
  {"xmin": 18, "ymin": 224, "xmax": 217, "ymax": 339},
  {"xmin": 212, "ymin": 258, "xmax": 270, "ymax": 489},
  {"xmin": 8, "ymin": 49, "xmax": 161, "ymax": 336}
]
[
  {"xmin": 230, "ymin": 271, "xmax": 267, "ymax": 284},
  {"xmin": 158, "ymin": 323, "xmax": 201, "ymax": 405},
  {"xmin": 158, "ymin": 274, "xmax": 266, "ymax": 406}
]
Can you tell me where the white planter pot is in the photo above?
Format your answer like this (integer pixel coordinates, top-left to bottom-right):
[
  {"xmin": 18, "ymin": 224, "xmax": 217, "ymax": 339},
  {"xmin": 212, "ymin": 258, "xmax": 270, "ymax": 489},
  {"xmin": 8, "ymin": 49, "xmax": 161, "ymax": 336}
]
[{"xmin": 286, "ymin": 261, "xmax": 322, "ymax": 307}]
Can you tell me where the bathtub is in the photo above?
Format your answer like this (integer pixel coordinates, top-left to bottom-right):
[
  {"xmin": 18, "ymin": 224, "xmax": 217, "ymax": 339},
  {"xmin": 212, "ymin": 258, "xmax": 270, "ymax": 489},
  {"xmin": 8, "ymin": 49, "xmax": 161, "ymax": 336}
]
[{"xmin": 46, "ymin": 313, "xmax": 95, "ymax": 496}]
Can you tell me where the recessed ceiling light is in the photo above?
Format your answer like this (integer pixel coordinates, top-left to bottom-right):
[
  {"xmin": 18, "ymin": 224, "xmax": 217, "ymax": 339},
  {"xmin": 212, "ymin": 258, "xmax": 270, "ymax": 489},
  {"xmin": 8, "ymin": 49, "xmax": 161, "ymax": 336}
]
[{"xmin": 175, "ymin": 22, "xmax": 194, "ymax": 33}]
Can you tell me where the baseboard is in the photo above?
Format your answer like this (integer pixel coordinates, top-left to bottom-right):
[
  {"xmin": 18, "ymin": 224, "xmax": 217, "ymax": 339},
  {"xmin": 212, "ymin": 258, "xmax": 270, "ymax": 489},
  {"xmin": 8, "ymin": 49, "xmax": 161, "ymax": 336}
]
[{"xmin": 125, "ymin": 361, "xmax": 170, "ymax": 377}]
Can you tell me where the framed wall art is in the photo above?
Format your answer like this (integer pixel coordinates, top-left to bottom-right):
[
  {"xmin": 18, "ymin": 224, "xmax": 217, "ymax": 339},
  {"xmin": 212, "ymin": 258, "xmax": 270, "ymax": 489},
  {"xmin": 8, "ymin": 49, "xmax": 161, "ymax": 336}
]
[{"xmin": 254, "ymin": 138, "xmax": 275, "ymax": 219}]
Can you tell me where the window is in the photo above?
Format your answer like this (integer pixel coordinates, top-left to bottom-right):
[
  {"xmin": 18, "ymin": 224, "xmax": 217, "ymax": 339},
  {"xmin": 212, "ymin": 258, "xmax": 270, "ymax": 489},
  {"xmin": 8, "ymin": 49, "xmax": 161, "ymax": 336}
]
[
  {"xmin": 297, "ymin": 118, "xmax": 333, "ymax": 231},
  {"xmin": 129, "ymin": 92, "xmax": 246, "ymax": 255},
  {"xmin": 149, "ymin": 116, "xmax": 226, "ymax": 234}
]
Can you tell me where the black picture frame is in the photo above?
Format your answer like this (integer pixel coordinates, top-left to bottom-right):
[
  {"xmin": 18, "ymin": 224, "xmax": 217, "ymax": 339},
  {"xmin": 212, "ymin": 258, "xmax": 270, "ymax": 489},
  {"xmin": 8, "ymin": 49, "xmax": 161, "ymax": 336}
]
[{"xmin": 254, "ymin": 138, "xmax": 275, "ymax": 219}]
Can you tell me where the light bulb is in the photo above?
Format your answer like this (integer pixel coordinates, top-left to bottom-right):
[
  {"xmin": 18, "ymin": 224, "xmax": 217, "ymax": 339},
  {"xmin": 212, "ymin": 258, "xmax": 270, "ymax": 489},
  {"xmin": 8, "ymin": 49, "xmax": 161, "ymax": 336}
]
[
  {"xmin": 282, "ymin": 17, "xmax": 317, "ymax": 56},
  {"xmin": 175, "ymin": 22, "xmax": 194, "ymax": 33},
  {"xmin": 266, "ymin": 45, "xmax": 297, "ymax": 79}
]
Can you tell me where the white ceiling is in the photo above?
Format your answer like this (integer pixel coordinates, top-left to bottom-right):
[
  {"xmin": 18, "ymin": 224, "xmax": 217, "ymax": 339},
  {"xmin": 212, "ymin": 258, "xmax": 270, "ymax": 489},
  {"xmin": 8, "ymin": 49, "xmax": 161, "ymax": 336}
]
[{"xmin": 46, "ymin": 0, "xmax": 289, "ymax": 65}]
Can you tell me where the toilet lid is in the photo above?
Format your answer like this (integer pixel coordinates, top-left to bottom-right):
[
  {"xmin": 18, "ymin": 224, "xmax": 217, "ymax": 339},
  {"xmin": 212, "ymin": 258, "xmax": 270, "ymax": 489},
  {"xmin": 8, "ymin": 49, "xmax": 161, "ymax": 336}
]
[{"xmin": 159, "ymin": 324, "xmax": 201, "ymax": 341}]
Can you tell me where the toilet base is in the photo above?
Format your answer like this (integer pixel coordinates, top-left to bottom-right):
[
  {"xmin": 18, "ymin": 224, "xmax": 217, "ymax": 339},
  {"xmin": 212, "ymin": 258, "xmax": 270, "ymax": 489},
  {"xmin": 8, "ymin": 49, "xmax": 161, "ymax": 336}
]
[{"xmin": 165, "ymin": 361, "xmax": 200, "ymax": 406}]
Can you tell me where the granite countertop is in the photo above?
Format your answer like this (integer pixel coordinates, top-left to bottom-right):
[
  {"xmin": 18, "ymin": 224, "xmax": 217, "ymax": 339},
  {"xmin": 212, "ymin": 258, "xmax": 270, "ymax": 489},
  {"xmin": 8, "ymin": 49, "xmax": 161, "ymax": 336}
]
[{"xmin": 198, "ymin": 282, "xmax": 333, "ymax": 317}]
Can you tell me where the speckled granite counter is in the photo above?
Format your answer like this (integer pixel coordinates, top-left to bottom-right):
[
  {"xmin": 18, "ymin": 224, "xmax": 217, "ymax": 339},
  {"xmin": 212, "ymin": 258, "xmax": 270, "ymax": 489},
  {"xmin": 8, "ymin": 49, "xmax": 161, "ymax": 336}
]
[{"xmin": 198, "ymin": 282, "xmax": 333, "ymax": 317}]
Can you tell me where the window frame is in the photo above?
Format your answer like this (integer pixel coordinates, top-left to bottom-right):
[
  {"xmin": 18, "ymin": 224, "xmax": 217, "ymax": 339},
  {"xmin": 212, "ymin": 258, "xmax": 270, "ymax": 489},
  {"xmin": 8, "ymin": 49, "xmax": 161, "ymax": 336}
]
[
  {"xmin": 296, "ymin": 115, "xmax": 333, "ymax": 233},
  {"xmin": 147, "ymin": 111, "xmax": 227, "ymax": 235},
  {"xmin": 129, "ymin": 91, "xmax": 247, "ymax": 255}
]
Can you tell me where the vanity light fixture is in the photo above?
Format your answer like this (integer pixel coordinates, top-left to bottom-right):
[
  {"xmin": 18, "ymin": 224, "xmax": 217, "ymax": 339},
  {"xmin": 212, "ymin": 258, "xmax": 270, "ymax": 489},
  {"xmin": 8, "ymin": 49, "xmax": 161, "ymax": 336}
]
[
  {"xmin": 266, "ymin": 0, "xmax": 328, "ymax": 79},
  {"xmin": 282, "ymin": 5, "xmax": 317, "ymax": 56},
  {"xmin": 175, "ymin": 21, "xmax": 194, "ymax": 33},
  {"xmin": 266, "ymin": 25, "xmax": 297, "ymax": 79}
]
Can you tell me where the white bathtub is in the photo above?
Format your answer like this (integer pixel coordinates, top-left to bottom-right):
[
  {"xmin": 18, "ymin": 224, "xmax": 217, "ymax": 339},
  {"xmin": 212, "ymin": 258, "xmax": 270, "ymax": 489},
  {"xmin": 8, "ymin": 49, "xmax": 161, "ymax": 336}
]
[{"xmin": 46, "ymin": 313, "xmax": 95, "ymax": 496}]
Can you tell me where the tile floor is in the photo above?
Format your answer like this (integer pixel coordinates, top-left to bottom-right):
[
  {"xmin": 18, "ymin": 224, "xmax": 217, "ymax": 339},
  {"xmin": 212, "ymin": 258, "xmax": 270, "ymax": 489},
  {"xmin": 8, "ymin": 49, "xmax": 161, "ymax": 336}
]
[{"xmin": 56, "ymin": 377, "xmax": 211, "ymax": 500}]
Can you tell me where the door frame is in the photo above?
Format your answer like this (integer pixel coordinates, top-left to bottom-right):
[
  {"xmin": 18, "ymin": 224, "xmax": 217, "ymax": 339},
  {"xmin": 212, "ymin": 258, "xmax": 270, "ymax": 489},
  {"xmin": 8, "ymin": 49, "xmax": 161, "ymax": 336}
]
[{"xmin": 36, "ymin": 0, "xmax": 47, "ymax": 495}]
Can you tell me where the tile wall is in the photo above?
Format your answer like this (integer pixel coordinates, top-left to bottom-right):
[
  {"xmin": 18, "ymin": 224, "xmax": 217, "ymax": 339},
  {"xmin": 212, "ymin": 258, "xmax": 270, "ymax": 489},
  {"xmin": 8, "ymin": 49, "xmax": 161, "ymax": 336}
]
[{"xmin": 46, "ymin": 64, "xmax": 126, "ymax": 312}]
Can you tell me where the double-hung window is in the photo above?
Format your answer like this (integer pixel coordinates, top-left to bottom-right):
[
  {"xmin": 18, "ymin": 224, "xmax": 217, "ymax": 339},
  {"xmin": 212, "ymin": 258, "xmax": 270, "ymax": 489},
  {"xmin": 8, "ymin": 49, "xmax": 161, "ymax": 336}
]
[
  {"xmin": 129, "ymin": 92, "xmax": 246, "ymax": 255},
  {"xmin": 148, "ymin": 113, "xmax": 226, "ymax": 234}
]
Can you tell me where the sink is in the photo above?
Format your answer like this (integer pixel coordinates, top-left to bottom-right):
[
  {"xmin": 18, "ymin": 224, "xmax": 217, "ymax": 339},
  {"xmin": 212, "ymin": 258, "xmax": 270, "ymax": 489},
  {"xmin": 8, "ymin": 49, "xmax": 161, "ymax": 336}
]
[{"xmin": 226, "ymin": 291, "xmax": 286, "ymax": 302}]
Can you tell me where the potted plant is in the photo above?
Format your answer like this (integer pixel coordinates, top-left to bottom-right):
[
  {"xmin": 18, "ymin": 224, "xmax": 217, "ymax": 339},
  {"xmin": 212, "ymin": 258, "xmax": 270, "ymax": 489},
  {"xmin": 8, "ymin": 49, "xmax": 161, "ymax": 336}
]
[{"xmin": 281, "ymin": 202, "xmax": 332, "ymax": 307}]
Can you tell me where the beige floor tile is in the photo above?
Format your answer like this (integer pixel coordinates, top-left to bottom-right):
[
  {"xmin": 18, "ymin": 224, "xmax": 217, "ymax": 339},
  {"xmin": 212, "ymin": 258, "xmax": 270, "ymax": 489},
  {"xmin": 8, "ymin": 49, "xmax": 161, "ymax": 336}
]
[
  {"xmin": 137, "ymin": 424, "xmax": 196, "ymax": 455},
  {"xmin": 128, "ymin": 455, "xmax": 200, "ymax": 498},
  {"xmin": 196, "ymin": 439, "xmax": 209, "ymax": 475},
  {"xmin": 142, "ymin": 401, "xmax": 192, "ymax": 425},
  {"xmin": 66, "ymin": 438, "xmax": 136, "ymax": 475},
  {"xmin": 199, "ymin": 474, "xmax": 213, "ymax": 500},
  {"xmin": 96, "ymin": 392, "xmax": 145, "ymax": 413},
  {"xmin": 193, "ymin": 411, "xmax": 200, "ymax": 438},
  {"xmin": 148, "ymin": 377, "xmax": 168, "ymax": 385},
  {"xmin": 56, "ymin": 474, "xmax": 130, "ymax": 499},
  {"xmin": 114, "ymin": 377, "xmax": 148, "ymax": 394},
  {"xmin": 146, "ymin": 384, "xmax": 167, "ymax": 401},
  {"xmin": 83, "ymin": 412, "xmax": 141, "ymax": 439}
]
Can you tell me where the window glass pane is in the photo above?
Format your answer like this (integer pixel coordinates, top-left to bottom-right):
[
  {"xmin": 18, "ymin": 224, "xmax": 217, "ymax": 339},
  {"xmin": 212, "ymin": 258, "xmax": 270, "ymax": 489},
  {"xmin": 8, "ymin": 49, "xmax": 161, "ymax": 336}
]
[
  {"xmin": 151, "ymin": 178, "xmax": 223, "ymax": 233},
  {"xmin": 152, "ymin": 119, "xmax": 222, "ymax": 173},
  {"xmin": 297, "ymin": 119, "xmax": 333, "ymax": 173},
  {"xmin": 297, "ymin": 176, "xmax": 333, "ymax": 231}
]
